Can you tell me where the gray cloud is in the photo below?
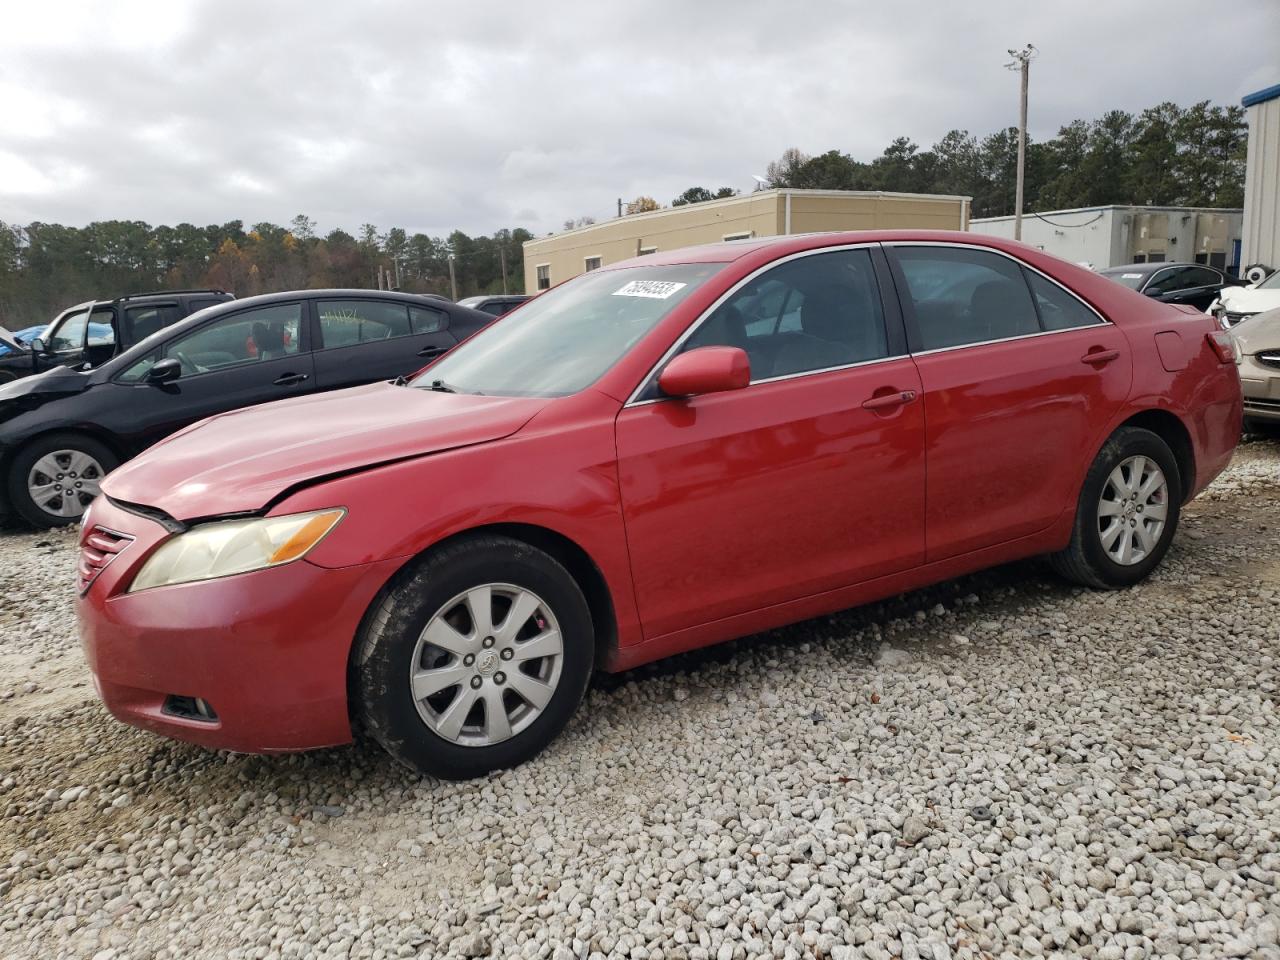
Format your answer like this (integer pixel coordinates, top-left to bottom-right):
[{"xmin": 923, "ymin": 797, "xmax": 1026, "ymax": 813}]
[{"xmin": 2, "ymin": 0, "xmax": 1277, "ymax": 237}]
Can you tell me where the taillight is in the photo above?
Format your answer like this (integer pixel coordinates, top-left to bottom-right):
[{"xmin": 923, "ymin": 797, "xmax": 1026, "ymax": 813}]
[{"xmin": 1205, "ymin": 331, "xmax": 1239, "ymax": 364}]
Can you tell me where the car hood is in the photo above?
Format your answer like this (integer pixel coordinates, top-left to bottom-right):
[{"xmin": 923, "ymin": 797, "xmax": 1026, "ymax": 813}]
[
  {"xmin": 0, "ymin": 364, "xmax": 89, "ymax": 402},
  {"xmin": 1218, "ymin": 285, "xmax": 1280, "ymax": 315},
  {"xmin": 1230, "ymin": 306, "xmax": 1280, "ymax": 355},
  {"xmin": 101, "ymin": 383, "xmax": 550, "ymax": 521}
]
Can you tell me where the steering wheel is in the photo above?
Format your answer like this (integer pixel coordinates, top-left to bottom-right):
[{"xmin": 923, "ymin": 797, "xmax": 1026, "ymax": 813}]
[{"xmin": 173, "ymin": 350, "xmax": 201, "ymax": 375}]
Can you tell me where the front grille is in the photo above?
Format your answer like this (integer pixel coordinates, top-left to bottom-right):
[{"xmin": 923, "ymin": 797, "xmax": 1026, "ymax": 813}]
[
  {"xmin": 78, "ymin": 526, "xmax": 134, "ymax": 593},
  {"xmin": 1256, "ymin": 352, "xmax": 1280, "ymax": 370},
  {"xmin": 1224, "ymin": 312, "xmax": 1255, "ymax": 327},
  {"xmin": 1244, "ymin": 397, "xmax": 1280, "ymax": 410}
]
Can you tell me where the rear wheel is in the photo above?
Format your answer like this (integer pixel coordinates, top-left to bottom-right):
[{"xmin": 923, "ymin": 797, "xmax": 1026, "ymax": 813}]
[
  {"xmin": 355, "ymin": 535, "xmax": 594, "ymax": 779},
  {"xmin": 7, "ymin": 433, "xmax": 118, "ymax": 528},
  {"xmin": 1049, "ymin": 426, "xmax": 1182, "ymax": 589}
]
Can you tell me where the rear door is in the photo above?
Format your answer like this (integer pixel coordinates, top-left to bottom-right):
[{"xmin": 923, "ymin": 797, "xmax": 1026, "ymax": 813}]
[
  {"xmin": 310, "ymin": 298, "xmax": 457, "ymax": 390},
  {"xmin": 887, "ymin": 243, "xmax": 1131, "ymax": 562},
  {"xmin": 106, "ymin": 301, "xmax": 315, "ymax": 450}
]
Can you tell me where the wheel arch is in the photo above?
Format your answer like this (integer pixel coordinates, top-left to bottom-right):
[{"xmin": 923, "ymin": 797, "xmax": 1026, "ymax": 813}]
[
  {"xmin": 2, "ymin": 425, "xmax": 131, "ymax": 475},
  {"xmin": 347, "ymin": 521, "xmax": 621, "ymax": 700},
  {"xmin": 1114, "ymin": 408, "xmax": 1195, "ymax": 501}
]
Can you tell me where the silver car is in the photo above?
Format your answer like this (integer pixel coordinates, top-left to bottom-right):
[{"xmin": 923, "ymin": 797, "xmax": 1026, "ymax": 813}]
[{"xmin": 1232, "ymin": 307, "xmax": 1280, "ymax": 430}]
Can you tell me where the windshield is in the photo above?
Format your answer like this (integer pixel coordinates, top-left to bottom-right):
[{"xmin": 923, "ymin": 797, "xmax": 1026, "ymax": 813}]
[
  {"xmin": 1258, "ymin": 270, "xmax": 1280, "ymax": 290},
  {"xmin": 1102, "ymin": 269, "xmax": 1148, "ymax": 291},
  {"xmin": 415, "ymin": 263, "xmax": 723, "ymax": 397}
]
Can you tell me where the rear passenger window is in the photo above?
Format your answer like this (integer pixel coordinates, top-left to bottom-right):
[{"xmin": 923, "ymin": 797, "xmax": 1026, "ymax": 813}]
[
  {"xmin": 1025, "ymin": 271, "xmax": 1102, "ymax": 331},
  {"xmin": 894, "ymin": 247, "xmax": 1039, "ymax": 350},
  {"xmin": 318, "ymin": 300, "xmax": 412, "ymax": 348},
  {"xmin": 679, "ymin": 248, "xmax": 888, "ymax": 381},
  {"xmin": 409, "ymin": 305, "xmax": 447, "ymax": 333}
]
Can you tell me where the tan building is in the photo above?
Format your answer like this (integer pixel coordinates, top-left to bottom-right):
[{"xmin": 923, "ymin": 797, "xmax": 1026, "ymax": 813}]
[{"xmin": 523, "ymin": 188, "xmax": 970, "ymax": 291}]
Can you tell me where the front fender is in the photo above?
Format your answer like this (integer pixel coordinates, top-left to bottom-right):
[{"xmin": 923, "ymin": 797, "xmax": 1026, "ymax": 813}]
[{"xmin": 269, "ymin": 405, "xmax": 643, "ymax": 650}]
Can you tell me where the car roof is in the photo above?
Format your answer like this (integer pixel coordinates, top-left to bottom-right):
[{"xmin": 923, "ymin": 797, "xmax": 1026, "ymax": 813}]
[{"xmin": 98, "ymin": 288, "xmax": 480, "ymax": 376}]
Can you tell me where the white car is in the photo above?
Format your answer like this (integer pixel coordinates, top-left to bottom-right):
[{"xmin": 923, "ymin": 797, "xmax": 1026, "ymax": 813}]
[{"xmin": 1209, "ymin": 268, "xmax": 1280, "ymax": 328}]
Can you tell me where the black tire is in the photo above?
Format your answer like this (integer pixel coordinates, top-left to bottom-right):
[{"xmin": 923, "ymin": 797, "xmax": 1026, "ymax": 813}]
[
  {"xmin": 7, "ymin": 432, "xmax": 120, "ymax": 528},
  {"xmin": 1244, "ymin": 417, "xmax": 1280, "ymax": 438},
  {"xmin": 355, "ymin": 534, "xmax": 595, "ymax": 779},
  {"xmin": 1049, "ymin": 426, "xmax": 1182, "ymax": 589}
]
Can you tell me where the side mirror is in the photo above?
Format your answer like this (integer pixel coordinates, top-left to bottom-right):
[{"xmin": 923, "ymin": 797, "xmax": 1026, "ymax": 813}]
[
  {"xmin": 30, "ymin": 337, "xmax": 46, "ymax": 353},
  {"xmin": 658, "ymin": 346, "xmax": 750, "ymax": 398},
  {"xmin": 146, "ymin": 357, "xmax": 182, "ymax": 384}
]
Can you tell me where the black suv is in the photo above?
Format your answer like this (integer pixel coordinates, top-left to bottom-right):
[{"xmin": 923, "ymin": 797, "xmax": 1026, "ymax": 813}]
[{"xmin": 0, "ymin": 289, "xmax": 233, "ymax": 384}]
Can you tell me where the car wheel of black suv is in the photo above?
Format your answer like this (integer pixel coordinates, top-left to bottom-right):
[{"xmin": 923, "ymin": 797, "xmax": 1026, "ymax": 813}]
[
  {"xmin": 355, "ymin": 534, "xmax": 595, "ymax": 779},
  {"xmin": 8, "ymin": 433, "xmax": 119, "ymax": 528},
  {"xmin": 1049, "ymin": 426, "xmax": 1182, "ymax": 589}
]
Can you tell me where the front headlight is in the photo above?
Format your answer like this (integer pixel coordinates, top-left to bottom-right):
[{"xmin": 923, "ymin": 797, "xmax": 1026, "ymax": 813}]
[{"xmin": 128, "ymin": 508, "xmax": 345, "ymax": 592}]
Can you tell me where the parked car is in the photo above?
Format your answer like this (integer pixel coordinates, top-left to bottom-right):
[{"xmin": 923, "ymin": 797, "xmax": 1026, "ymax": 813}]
[
  {"xmin": 77, "ymin": 231, "xmax": 1242, "ymax": 779},
  {"xmin": 0, "ymin": 324, "xmax": 50, "ymax": 358},
  {"xmin": 1098, "ymin": 262, "xmax": 1243, "ymax": 312},
  {"xmin": 0, "ymin": 289, "xmax": 494, "ymax": 526},
  {"xmin": 1229, "ymin": 306, "xmax": 1280, "ymax": 431},
  {"xmin": 0, "ymin": 290, "xmax": 234, "ymax": 385},
  {"xmin": 1208, "ymin": 267, "xmax": 1280, "ymax": 328},
  {"xmin": 456, "ymin": 294, "xmax": 531, "ymax": 317}
]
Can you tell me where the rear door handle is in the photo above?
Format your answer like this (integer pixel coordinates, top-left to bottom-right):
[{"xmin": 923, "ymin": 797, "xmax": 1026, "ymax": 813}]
[
  {"xmin": 417, "ymin": 345, "xmax": 447, "ymax": 359},
  {"xmin": 862, "ymin": 389, "xmax": 917, "ymax": 411},
  {"xmin": 273, "ymin": 372, "xmax": 310, "ymax": 386},
  {"xmin": 1081, "ymin": 349, "xmax": 1120, "ymax": 365}
]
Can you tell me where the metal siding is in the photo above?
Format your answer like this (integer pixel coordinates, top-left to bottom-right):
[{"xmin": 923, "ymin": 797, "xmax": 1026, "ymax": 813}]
[{"xmin": 1242, "ymin": 96, "xmax": 1280, "ymax": 270}]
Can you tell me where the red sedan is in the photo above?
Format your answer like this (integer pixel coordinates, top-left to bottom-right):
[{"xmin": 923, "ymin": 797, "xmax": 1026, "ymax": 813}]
[{"xmin": 77, "ymin": 231, "xmax": 1243, "ymax": 778}]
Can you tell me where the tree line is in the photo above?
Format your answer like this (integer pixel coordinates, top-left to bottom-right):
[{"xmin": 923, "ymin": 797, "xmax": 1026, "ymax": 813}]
[
  {"xmin": 758, "ymin": 100, "xmax": 1245, "ymax": 219},
  {"xmin": 0, "ymin": 217, "xmax": 532, "ymax": 328},
  {"xmin": 0, "ymin": 99, "xmax": 1245, "ymax": 329}
]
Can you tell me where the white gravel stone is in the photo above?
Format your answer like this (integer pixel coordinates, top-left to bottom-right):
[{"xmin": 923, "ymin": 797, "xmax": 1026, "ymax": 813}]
[{"xmin": 1, "ymin": 442, "xmax": 1278, "ymax": 958}]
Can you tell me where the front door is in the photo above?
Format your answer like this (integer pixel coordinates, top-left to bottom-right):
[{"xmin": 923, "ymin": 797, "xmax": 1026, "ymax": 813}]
[
  {"xmin": 888, "ymin": 244, "xmax": 1132, "ymax": 561},
  {"xmin": 107, "ymin": 301, "xmax": 316, "ymax": 452},
  {"xmin": 615, "ymin": 246, "xmax": 927, "ymax": 639}
]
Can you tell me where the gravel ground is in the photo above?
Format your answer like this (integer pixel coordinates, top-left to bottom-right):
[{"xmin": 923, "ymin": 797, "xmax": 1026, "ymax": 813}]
[{"xmin": 1, "ymin": 439, "xmax": 1278, "ymax": 960}]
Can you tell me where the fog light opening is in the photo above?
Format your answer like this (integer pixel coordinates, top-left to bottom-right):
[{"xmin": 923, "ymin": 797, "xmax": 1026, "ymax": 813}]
[{"xmin": 163, "ymin": 695, "xmax": 219, "ymax": 723}]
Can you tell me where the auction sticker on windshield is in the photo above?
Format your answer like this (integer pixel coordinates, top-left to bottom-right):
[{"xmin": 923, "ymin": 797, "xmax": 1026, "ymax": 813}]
[{"xmin": 613, "ymin": 280, "xmax": 687, "ymax": 299}]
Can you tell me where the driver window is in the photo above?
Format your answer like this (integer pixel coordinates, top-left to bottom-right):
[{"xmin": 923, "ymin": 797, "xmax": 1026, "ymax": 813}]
[
  {"xmin": 119, "ymin": 303, "xmax": 302, "ymax": 381},
  {"xmin": 678, "ymin": 249, "xmax": 889, "ymax": 381},
  {"xmin": 50, "ymin": 309, "xmax": 90, "ymax": 353}
]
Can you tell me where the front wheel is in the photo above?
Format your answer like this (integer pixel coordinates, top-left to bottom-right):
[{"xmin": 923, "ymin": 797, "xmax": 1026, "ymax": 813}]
[
  {"xmin": 355, "ymin": 535, "xmax": 595, "ymax": 779},
  {"xmin": 7, "ymin": 433, "xmax": 119, "ymax": 528},
  {"xmin": 1049, "ymin": 426, "xmax": 1182, "ymax": 589}
]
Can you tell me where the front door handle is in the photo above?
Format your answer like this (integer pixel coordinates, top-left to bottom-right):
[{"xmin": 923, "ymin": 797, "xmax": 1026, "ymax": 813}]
[
  {"xmin": 273, "ymin": 372, "xmax": 310, "ymax": 386},
  {"xmin": 417, "ymin": 346, "xmax": 447, "ymax": 359},
  {"xmin": 862, "ymin": 389, "xmax": 917, "ymax": 411},
  {"xmin": 1081, "ymin": 348, "xmax": 1120, "ymax": 366}
]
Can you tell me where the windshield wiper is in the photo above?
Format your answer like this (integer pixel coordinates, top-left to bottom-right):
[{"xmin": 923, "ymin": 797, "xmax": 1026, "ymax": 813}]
[{"xmin": 424, "ymin": 379, "xmax": 456, "ymax": 393}]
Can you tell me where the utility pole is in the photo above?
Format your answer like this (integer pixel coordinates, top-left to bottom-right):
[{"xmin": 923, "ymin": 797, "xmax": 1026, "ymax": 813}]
[
  {"xmin": 1005, "ymin": 44, "xmax": 1037, "ymax": 241},
  {"xmin": 617, "ymin": 198, "xmax": 623, "ymax": 218},
  {"xmin": 500, "ymin": 246, "xmax": 508, "ymax": 294},
  {"xmin": 447, "ymin": 254, "xmax": 458, "ymax": 301}
]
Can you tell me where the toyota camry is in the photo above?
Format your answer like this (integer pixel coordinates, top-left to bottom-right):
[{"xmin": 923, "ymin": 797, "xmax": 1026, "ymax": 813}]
[{"xmin": 76, "ymin": 231, "xmax": 1243, "ymax": 778}]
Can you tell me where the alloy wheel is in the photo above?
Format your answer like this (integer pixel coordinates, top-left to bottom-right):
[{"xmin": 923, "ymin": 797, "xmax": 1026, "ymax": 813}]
[
  {"xmin": 1097, "ymin": 455, "xmax": 1168, "ymax": 566},
  {"xmin": 409, "ymin": 583, "xmax": 564, "ymax": 747}
]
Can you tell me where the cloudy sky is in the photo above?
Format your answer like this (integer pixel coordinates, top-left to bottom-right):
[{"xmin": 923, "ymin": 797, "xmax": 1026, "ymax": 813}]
[{"xmin": 2, "ymin": 0, "xmax": 1277, "ymax": 239}]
